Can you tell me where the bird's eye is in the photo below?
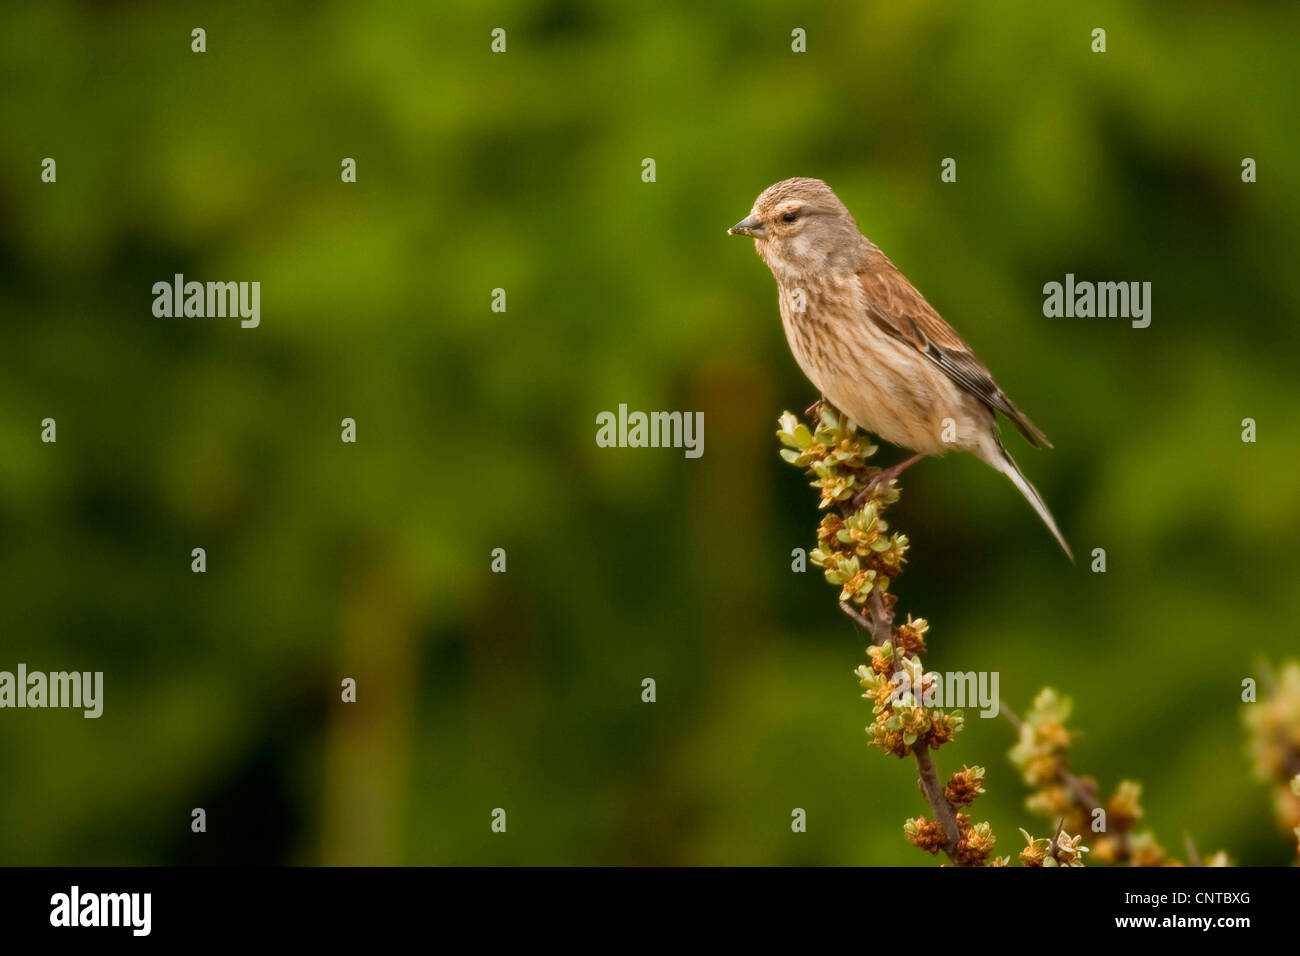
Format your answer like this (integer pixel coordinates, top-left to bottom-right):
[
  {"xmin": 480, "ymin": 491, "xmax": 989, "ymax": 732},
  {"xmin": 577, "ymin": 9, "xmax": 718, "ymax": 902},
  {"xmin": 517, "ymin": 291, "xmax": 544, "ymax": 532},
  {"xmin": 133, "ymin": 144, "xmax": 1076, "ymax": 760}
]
[{"xmin": 782, "ymin": 211, "xmax": 799, "ymax": 223}]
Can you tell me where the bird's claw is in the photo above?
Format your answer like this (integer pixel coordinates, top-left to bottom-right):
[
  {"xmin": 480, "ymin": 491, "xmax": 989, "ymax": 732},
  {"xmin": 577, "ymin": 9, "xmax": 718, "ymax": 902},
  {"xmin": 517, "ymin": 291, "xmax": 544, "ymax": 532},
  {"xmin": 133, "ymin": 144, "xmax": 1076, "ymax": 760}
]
[{"xmin": 852, "ymin": 472, "xmax": 891, "ymax": 508}]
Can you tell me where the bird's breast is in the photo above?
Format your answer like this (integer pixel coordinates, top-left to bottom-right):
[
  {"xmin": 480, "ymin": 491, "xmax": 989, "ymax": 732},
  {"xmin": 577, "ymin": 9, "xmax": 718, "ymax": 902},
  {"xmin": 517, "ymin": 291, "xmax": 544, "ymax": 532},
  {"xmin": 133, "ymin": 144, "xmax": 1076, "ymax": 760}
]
[{"xmin": 776, "ymin": 277, "xmax": 967, "ymax": 455}]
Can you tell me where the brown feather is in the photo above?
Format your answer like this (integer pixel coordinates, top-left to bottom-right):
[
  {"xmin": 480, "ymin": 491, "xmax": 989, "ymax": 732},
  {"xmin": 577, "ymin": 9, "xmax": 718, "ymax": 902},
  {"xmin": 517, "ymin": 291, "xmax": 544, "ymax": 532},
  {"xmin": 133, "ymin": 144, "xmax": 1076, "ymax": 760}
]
[{"xmin": 855, "ymin": 245, "xmax": 1052, "ymax": 448}]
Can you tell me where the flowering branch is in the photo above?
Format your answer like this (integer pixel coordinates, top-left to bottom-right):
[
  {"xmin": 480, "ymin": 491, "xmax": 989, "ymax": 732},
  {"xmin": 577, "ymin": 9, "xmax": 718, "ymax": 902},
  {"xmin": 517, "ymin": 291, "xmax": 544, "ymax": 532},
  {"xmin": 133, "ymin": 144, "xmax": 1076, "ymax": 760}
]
[
  {"xmin": 1003, "ymin": 689, "xmax": 1219, "ymax": 866},
  {"xmin": 780, "ymin": 404, "xmax": 1300, "ymax": 868},
  {"xmin": 778, "ymin": 406, "xmax": 1001, "ymax": 866}
]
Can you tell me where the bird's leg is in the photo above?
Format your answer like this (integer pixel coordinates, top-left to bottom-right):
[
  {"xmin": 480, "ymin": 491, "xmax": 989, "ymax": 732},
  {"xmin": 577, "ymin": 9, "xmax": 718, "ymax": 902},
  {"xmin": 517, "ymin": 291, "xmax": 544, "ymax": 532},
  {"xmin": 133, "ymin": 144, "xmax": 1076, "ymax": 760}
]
[
  {"xmin": 803, "ymin": 396, "xmax": 826, "ymax": 420},
  {"xmin": 852, "ymin": 452, "xmax": 929, "ymax": 507}
]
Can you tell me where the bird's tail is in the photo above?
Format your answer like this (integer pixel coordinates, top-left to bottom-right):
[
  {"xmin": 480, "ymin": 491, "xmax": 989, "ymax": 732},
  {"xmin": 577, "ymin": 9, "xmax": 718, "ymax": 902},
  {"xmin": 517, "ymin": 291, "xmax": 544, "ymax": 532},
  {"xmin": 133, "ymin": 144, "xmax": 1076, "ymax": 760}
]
[{"xmin": 989, "ymin": 443, "xmax": 1073, "ymax": 561}]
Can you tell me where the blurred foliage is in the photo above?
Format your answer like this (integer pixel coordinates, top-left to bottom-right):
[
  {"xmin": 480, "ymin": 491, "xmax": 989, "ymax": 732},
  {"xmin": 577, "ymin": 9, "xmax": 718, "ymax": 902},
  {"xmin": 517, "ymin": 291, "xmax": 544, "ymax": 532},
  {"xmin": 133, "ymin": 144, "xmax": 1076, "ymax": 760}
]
[{"xmin": 1, "ymin": 0, "xmax": 1299, "ymax": 865}]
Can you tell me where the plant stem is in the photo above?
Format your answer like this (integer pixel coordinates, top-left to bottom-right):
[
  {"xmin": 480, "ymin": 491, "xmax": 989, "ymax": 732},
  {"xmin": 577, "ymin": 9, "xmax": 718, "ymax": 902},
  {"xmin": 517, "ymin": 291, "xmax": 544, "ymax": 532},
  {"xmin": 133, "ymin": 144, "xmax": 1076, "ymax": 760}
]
[
  {"xmin": 843, "ymin": 587, "xmax": 963, "ymax": 860},
  {"xmin": 914, "ymin": 741, "xmax": 962, "ymax": 855}
]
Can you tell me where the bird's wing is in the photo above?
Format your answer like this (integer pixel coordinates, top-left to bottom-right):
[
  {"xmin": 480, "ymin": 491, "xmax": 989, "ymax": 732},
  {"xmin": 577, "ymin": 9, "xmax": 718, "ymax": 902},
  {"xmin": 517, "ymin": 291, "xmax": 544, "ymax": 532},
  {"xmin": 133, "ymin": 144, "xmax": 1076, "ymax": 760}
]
[{"xmin": 856, "ymin": 249, "xmax": 1052, "ymax": 449}]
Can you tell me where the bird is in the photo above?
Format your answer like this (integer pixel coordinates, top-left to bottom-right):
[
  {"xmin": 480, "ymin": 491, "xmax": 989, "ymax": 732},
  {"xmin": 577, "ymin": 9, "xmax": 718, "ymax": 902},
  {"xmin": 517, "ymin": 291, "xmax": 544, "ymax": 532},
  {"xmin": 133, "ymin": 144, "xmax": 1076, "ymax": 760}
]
[{"xmin": 728, "ymin": 176, "xmax": 1072, "ymax": 560}]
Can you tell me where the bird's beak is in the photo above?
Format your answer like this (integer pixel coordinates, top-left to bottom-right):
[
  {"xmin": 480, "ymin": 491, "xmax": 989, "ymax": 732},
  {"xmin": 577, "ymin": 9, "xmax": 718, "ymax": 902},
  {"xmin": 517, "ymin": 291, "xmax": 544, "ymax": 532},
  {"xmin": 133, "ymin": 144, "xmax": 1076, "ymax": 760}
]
[{"xmin": 728, "ymin": 216, "xmax": 766, "ymax": 239}]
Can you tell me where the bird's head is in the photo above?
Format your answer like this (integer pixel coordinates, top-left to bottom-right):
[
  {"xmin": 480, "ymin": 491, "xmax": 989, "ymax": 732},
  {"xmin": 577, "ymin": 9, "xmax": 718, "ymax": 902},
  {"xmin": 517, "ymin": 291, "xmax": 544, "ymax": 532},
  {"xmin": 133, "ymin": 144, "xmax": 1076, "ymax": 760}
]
[{"xmin": 728, "ymin": 177, "xmax": 861, "ymax": 277}]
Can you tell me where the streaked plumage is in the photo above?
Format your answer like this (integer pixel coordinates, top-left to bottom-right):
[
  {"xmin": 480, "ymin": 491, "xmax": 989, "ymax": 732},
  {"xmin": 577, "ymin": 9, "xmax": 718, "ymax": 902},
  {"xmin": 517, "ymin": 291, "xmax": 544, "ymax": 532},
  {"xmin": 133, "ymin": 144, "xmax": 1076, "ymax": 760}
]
[{"xmin": 730, "ymin": 177, "xmax": 1071, "ymax": 559}]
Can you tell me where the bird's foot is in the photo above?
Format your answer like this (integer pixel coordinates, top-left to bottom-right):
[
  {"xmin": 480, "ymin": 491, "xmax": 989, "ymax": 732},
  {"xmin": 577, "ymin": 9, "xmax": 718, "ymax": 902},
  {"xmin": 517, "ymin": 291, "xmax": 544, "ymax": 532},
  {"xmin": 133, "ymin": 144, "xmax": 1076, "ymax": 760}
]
[
  {"xmin": 852, "ymin": 452, "xmax": 928, "ymax": 508},
  {"xmin": 803, "ymin": 396, "xmax": 826, "ymax": 420},
  {"xmin": 851, "ymin": 473, "xmax": 893, "ymax": 508}
]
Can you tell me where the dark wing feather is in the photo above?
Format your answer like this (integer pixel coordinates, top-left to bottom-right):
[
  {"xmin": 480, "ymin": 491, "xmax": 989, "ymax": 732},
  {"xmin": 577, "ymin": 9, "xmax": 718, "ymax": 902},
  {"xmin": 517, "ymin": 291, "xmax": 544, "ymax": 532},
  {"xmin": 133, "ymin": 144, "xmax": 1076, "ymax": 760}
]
[{"xmin": 856, "ymin": 247, "xmax": 1052, "ymax": 448}]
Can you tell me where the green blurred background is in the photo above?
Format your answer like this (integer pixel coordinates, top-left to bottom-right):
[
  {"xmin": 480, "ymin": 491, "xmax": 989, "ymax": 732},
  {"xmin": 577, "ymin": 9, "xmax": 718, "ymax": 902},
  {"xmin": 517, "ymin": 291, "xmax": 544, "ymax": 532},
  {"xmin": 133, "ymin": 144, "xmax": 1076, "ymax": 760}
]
[{"xmin": 2, "ymin": 1, "xmax": 1299, "ymax": 865}]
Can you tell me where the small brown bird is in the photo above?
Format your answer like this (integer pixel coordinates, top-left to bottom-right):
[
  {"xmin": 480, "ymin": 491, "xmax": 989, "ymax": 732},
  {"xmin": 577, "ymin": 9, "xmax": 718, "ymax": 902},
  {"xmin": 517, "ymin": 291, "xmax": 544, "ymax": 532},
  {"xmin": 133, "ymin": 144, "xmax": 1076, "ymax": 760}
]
[{"xmin": 730, "ymin": 177, "xmax": 1071, "ymax": 559}]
